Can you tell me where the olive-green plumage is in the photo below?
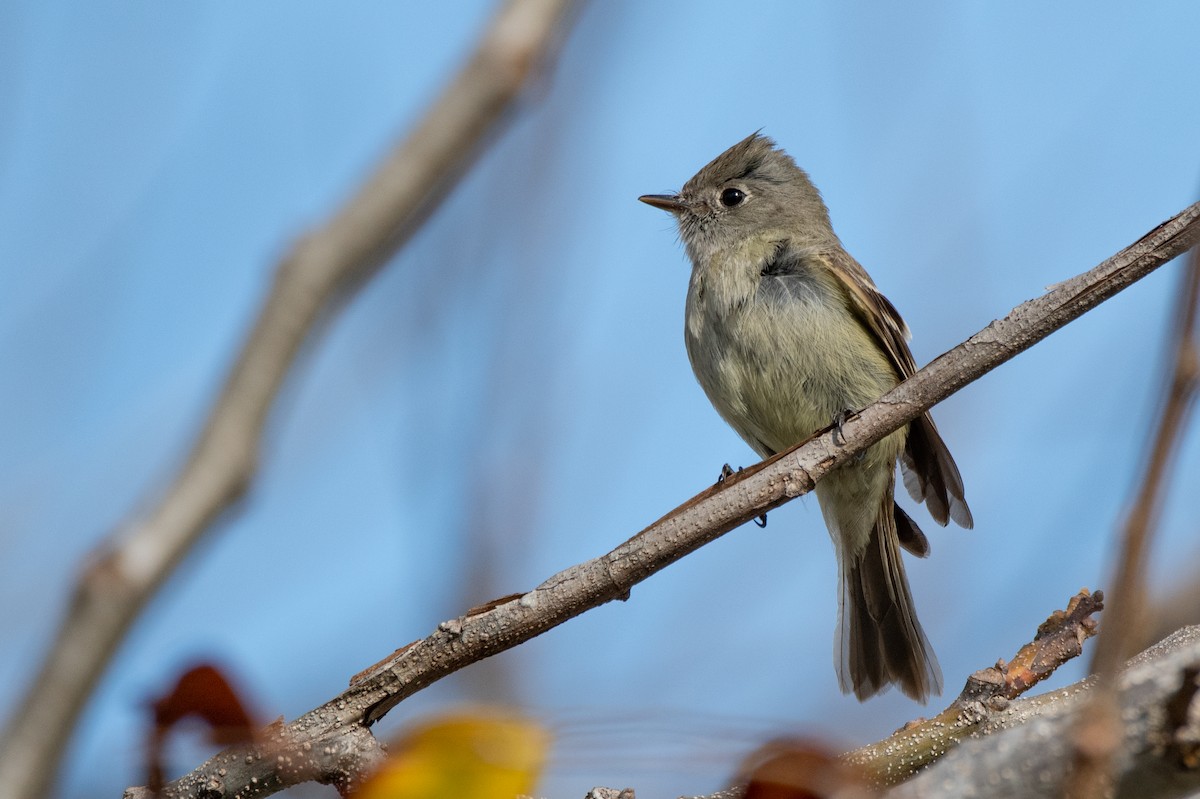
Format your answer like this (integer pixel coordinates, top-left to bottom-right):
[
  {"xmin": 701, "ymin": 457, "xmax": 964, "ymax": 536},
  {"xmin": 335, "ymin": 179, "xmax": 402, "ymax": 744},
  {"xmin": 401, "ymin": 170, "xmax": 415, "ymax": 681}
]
[{"xmin": 641, "ymin": 133, "xmax": 972, "ymax": 702}]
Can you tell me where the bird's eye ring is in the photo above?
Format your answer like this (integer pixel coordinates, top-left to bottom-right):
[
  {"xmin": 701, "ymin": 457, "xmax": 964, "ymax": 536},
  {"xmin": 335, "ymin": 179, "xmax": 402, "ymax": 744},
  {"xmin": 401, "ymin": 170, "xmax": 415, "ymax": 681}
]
[{"xmin": 720, "ymin": 187, "xmax": 746, "ymax": 207}]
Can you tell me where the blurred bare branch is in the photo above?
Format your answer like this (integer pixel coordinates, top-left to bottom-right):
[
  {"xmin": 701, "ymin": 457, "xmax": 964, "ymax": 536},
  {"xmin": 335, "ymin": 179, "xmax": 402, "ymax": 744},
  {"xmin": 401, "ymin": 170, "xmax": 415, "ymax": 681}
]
[
  {"xmin": 1067, "ymin": 242, "xmax": 1200, "ymax": 798},
  {"xmin": 122, "ymin": 204, "xmax": 1200, "ymax": 798},
  {"xmin": 0, "ymin": 2, "xmax": 582, "ymax": 798}
]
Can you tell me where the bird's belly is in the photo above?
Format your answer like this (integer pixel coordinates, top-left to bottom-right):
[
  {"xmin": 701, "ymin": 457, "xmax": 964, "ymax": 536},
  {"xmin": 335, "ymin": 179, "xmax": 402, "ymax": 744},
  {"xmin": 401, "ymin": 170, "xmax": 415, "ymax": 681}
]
[{"xmin": 686, "ymin": 294, "xmax": 899, "ymax": 459}]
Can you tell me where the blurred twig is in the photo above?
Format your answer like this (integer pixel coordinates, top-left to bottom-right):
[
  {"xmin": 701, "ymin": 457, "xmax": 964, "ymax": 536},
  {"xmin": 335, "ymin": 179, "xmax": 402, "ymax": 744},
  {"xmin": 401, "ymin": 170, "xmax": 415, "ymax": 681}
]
[
  {"xmin": 0, "ymin": 3, "xmax": 581, "ymax": 799},
  {"xmin": 123, "ymin": 205, "xmax": 1200, "ymax": 798},
  {"xmin": 1067, "ymin": 243, "xmax": 1200, "ymax": 798}
]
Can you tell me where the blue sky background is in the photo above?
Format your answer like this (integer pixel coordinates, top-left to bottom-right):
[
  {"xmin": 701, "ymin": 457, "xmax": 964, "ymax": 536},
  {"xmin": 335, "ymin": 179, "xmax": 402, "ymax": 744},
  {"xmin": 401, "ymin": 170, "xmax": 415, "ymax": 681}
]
[{"xmin": 2, "ymin": 3, "xmax": 1199, "ymax": 796}]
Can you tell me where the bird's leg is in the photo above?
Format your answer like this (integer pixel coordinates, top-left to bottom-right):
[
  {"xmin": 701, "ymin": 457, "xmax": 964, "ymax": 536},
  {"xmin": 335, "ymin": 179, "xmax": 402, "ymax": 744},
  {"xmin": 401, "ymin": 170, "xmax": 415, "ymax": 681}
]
[
  {"xmin": 831, "ymin": 410, "xmax": 850, "ymax": 444},
  {"xmin": 832, "ymin": 409, "xmax": 870, "ymax": 463},
  {"xmin": 831, "ymin": 408, "xmax": 858, "ymax": 447}
]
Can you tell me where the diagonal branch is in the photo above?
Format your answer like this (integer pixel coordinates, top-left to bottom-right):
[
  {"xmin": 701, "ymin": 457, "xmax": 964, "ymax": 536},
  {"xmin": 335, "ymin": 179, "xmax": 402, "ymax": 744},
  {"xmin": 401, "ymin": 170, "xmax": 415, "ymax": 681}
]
[
  {"xmin": 124, "ymin": 203, "xmax": 1200, "ymax": 798},
  {"xmin": 0, "ymin": 3, "xmax": 582, "ymax": 799}
]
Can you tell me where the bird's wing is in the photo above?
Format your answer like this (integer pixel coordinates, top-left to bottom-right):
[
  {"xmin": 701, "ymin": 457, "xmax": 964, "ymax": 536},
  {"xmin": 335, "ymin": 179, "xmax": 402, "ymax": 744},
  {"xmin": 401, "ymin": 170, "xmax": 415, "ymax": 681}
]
[
  {"xmin": 821, "ymin": 248, "xmax": 917, "ymax": 379},
  {"xmin": 821, "ymin": 247, "xmax": 973, "ymax": 530}
]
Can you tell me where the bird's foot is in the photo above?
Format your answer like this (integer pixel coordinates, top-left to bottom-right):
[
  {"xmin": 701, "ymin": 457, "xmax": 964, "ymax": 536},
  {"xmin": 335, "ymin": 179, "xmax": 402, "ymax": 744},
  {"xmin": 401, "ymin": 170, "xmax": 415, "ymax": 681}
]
[{"xmin": 831, "ymin": 409, "xmax": 858, "ymax": 446}]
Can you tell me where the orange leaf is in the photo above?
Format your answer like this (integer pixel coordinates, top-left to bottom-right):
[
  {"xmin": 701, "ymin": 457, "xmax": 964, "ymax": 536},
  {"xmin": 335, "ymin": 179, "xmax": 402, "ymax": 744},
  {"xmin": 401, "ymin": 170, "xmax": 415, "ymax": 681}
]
[
  {"xmin": 145, "ymin": 662, "xmax": 260, "ymax": 790},
  {"xmin": 740, "ymin": 738, "xmax": 877, "ymax": 799}
]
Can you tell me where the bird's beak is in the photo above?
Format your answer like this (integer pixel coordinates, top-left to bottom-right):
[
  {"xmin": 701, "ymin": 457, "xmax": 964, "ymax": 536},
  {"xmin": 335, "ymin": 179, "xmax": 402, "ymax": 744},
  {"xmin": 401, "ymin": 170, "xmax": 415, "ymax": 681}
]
[{"xmin": 638, "ymin": 194, "xmax": 686, "ymax": 213}]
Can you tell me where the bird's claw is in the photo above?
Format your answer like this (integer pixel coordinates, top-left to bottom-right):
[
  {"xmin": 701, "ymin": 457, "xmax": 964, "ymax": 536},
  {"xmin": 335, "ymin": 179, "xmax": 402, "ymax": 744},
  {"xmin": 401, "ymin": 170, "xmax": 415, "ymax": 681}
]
[{"xmin": 831, "ymin": 409, "xmax": 856, "ymax": 446}]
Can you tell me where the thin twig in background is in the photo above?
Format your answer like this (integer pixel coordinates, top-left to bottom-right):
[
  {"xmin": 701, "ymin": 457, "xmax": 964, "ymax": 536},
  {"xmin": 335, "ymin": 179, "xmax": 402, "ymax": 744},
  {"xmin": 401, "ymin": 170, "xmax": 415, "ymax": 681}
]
[
  {"xmin": 122, "ymin": 203, "xmax": 1200, "ymax": 798},
  {"xmin": 0, "ymin": 3, "xmax": 582, "ymax": 799},
  {"xmin": 1067, "ymin": 242, "xmax": 1200, "ymax": 798}
]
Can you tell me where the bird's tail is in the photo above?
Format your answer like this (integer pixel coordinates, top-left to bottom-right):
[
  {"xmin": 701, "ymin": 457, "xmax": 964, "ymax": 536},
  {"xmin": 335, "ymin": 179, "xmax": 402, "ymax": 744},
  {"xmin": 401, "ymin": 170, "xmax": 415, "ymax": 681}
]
[{"xmin": 837, "ymin": 488, "xmax": 942, "ymax": 703}]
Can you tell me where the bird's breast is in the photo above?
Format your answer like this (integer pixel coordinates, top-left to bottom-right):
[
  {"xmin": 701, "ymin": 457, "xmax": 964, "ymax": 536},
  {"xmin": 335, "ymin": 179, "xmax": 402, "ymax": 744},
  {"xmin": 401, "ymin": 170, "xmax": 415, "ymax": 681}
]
[{"xmin": 684, "ymin": 261, "xmax": 898, "ymax": 457}]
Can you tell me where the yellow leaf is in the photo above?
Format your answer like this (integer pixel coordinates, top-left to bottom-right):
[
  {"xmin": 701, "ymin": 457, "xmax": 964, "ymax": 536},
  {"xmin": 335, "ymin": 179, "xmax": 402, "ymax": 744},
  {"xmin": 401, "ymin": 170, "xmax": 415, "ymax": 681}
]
[{"xmin": 356, "ymin": 710, "xmax": 550, "ymax": 799}]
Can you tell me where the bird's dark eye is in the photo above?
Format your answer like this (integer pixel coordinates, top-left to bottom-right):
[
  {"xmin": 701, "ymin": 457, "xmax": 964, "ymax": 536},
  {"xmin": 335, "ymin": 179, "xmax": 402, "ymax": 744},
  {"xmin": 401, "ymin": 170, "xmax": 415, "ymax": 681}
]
[{"xmin": 720, "ymin": 187, "xmax": 746, "ymax": 207}]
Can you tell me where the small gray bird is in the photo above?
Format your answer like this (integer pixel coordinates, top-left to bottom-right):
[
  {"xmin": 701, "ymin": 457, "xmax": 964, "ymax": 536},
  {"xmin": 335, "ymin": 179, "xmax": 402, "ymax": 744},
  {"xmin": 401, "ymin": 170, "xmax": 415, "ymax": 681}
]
[{"xmin": 640, "ymin": 133, "xmax": 972, "ymax": 702}]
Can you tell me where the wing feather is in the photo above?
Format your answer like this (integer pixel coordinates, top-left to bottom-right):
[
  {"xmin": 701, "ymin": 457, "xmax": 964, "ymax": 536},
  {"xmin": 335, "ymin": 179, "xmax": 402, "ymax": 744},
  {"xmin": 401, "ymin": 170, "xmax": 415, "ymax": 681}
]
[{"xmin": 820, "ymin": 248, "xmax": 973, "ymax": 529}]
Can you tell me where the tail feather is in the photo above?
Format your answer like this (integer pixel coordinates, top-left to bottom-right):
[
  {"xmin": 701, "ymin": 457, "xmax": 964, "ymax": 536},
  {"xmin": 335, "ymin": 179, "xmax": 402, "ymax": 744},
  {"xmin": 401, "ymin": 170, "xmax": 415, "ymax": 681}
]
[
  {"xmin": 838, "ymin": 488, "xmax": 942, "ymax": 703},
  {"xmin": 893, "ymin": 502, "xmax": 929, "ymax": 558}
]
